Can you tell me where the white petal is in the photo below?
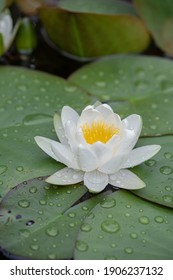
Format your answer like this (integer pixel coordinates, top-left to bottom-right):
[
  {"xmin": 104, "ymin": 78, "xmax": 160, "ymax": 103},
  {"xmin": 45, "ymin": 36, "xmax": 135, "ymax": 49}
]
[
  {"xmin": 64, "ymin": 120, "xmax": 77, "ymax": 152},
  {"xmin": 118, "ymin": 129, "xmax": 139, "ymax": 154},
  {"xmin": 123, "ymin": 114, "xmax": 142, "ymax": 138},
  {"xmin": 96, "ymin": 104, "xmax": 113, "ymax": 118},
  {"xmin": 122, "ymin": 145, "xmax": 161, "ymax": 168},
  {"xmin": 90, "ymin": 141, "xmax": 113, "ymax": 165},
  {"xmin": 98, "ymin": 153, "xmax": 126, "ymax": 174},
  {"xmin": 84, "ymin": 170, "xmax": 108, "ymax": 193},
  {"xmin": 77, "ymin": 145, "xmax": 98, "ymax": 172},
  {"xmin": 109, "ymin": 169, "xmax": 146, "ymax": 190},
  {"xmin": 78, "ymin": 107, "xmax": 103, "ymax": 127},
  {"xmin": 61, "ymin": 106, "xmax": 79, "ymax": 128},
  {"xmin": 51, "ymin": 142, "xmax": 78, "ymax": 169},
  {"xmin": 53, "ymin": 113, "xmax": 68, "ymax": 144},
  {"xmin": 34, "ymin": 136, "xmax": 60, "ymax": 161},
  {"xmin": 46, "ymin": 167, "xmax": 84, "ymax": 185}
]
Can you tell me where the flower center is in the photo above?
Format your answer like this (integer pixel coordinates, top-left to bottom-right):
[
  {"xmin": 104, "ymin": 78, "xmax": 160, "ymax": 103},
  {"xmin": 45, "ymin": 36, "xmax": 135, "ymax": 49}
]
[{"xmin": 81, "ymin": 121, "xmax": 119, "ymax": 144}]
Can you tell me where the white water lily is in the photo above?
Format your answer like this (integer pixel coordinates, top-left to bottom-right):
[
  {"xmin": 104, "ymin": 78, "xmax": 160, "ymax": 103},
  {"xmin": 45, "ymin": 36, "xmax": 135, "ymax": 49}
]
[
  {"xmin": 35, "ymin": 102, "xmax": 161, "ymax": 193},
  {"xmin": 0, "ymin": 9, "xmax": 13, "ymax": 53}
]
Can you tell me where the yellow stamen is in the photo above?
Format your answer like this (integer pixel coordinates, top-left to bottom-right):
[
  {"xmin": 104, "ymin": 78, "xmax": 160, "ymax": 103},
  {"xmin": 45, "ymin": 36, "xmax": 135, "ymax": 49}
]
[{"xmin": 81, "ymin": 121, "xmax": 119, "ymax": 144}]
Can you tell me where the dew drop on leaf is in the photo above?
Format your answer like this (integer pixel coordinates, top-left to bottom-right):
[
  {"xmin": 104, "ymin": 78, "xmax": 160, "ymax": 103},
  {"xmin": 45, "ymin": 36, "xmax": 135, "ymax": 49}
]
[
  {"xmin": 101, "ymin": 220, "xmax": 120, "ymax": 233},
  {"xmin": 16, "ymin": 166, "xmax": 24, "ymax": 172},
  {"xmin": 80, "ymin": 223, "xmax": 92, "ymax": 232},
  {"xmin": 160, "ymin": 166, "xmax": 173, "ymax": 175},
  {"xmin": 48, "ymin": 253, "xmax": 56, "ymax": 259},
  {"xmin": 0, "ymin": 165, "xmax": 8, "ymax": 175},
  {"xmin": 145, "ymin": 160, "xmax": 156, "ymax": 167},
  {"xmin": 124, "ymin": 247, "xmax": 133, "ymax": 254},
  {"xmin": 29, "ymin": 186, "xmax": 38, "ymax": 193},
  {"xmin": 138, "ymin": 216, "xmax": 150, "ymax": 225},
  {"xmin": 100, "ymin": 197, "xmax": 116, "ymax": 208},
  {"xmin": 30, "ymin": 244, "xmax": 40, "ymax": 251},
  {"xmin": 130, "ymin": 232, "xmax": 138, "ymax": 239},
  {"xmin": 154, "ymin": 216, "xmax": 164, "ymax": 223},
  {"xmin": 75, "ymin": 240, "xmax": 88, "ymax": 252},
  {"xmin": 46, "ymin": 226, "xmax": 59, "ymax": 237},
  {"xmin": 18, "ymin": 200, "xmax": 30, "ymax": 208}
]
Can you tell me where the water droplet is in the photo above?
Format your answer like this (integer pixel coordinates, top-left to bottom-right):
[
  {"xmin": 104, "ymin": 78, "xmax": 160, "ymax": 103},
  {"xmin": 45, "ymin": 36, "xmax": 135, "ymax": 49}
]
[
  {"xmin": 125, "ymin": 213, "xmax": 130, "ymax": 217},
  {"xmin": 164, "ymin": 152, "xmax": 173, "ymax": 159},
  {"xmin": 165, "ymin": 186, "xmax": 172, "ymax": 191},
  {"xmin": 38, "ymin": 210, "xmax": 43, "ymax": 215},
  {"xmin": 68, "ymin": 212, "xmax": 76, "ymax": 218},
  {"xmin": 145, "ymin": 160, "xmax": 156, "ymax": 167},
  {"xmin": 75, "ymin": 240, "xmax": 88, "ymax": 252},
  {"xmin": 23, "ymin": 114, "xmax": 52, "ymax": 126},
  {"xmin": 29, "ymin": 186, "xmax": 37, "ymax": 193},
  {"xmin": 124, "ymin": 247, "xmax": 133, "ymax": 254},
  {"xmin": 130, "ymin": 232, "xmax": 138, "ymax": 239},
  {"xmin": 138, "ymin": 216, "xmax": 150, "ymax": 225},
  {"xmin": 18, "ymin": 200, "xmax": 30, "ymax": 208},
  {"xmin": 163, "ymin": 195, "xmax": 173, "ymax": 203},
  {"xmin": 82, "ymin": 206, "xmax": 89, "ymax": 211},
  {"xmin": 151, "ymin": 104, "xmax": 157, "ymax": 109},
  {"xmin": 0, "ymin": 180, "xmax": 3, "ymax": 185},
  {"xmin": 0, "ymin": 165, "xmax": 8, "ymax": 175},
  {"xmin": 48, "ymin": 202, "xmax": 54, "ymax": 206},
  {"xmin": 16, "ymin": 106, "xmax": 24, "ymax": 111},
  {"xmin": 160, "ymin": 166, "xmax": 173, "ymax": 175},
  {"xmin": 30, "ymin": 244, "xmax": 40, "ymax": 251},
  {"xmin": 101, "ymin": 220, "xmax": 120, "ymax": 233},
  {"xmin": 39, "ymin": 200, "xmax": 47, "ymax": 205},
  {"xmin": 18, "ymin": 85, "xmax": 27, "ymax": 91},
  {"xmin": 16, "ymin": 166, "xmax": 24, "ymax": 172},
  {"xmin": 19, "ymin": 229, "xmax": 30, "ymax": 237},
  {"xmin": 46, "ymin": 226, "xmax": 59, "ymax": 237},
  {"xmin": 134, "ymin": 80, "xmax": 148, "ymax": 90},
  {"xmin": 154, "ymin": 216, "xmax": 164, "ymax": 223},
  {"xmin": 44, "ymin": 185, "xmax": 50, "ymax": 190},
  {"xmin": 69, "ymin": 222, "xmax": 75, "ymax": 228},
  {"xmin": 48, "ymin": 253, "xmax": 56, "ymax": 259},
  {"xmin": 95, "ymin": 81, "xmax": 106, "ymax": 87},
  {"xmin": 110, "ymin": 243, "xmax": 116, "ymax": 248},
  {"xmin": 81, "ymin": 223, "xmax": 92, "ymax": 232},
  {"xmin": 64, "ymin": 85, "xmax": 76, "ymax": 92},
  {"xmin": 150, "ymin": 124, "xmax": 157, "ymax": 130},
  {"xmin": 72, "ymin": 174, "xmax": 79, "ymax": 180},
  {"xmin": 100, "ymin": 197, "xmax": 116, "ymax": 208}
]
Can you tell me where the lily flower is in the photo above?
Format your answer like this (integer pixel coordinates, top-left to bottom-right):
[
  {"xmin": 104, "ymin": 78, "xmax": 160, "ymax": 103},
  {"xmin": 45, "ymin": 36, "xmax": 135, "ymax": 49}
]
[
  {"xmin": 35, "ymin": 102, "xmax": 161, "ymax": 193},
  {"xmin": 0, "ymin": 9, "xmax": 20, "ymax": 56}
]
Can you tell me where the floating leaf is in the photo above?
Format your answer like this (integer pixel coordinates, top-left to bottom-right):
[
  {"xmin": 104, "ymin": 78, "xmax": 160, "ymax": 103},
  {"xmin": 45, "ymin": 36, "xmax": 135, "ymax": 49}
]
[
  {"xmin": 0, "ymin": 177, "xmax": 105, "ymax": 259},
  {"xmin": 74, "ymin": 190, "xmax": 173, "ymax": 260},
  {"xmin": 39, "ymin": 0, "xmax": 150, "ymax": 58},
  {"xmin": 134, "ymin": 0, "xmax": 173, "ymax": 57},
  {"xmin": 69, "ymin": 55, "xmax": 173, "ymax": 136},
  {"xmin": 132, "ymin": 136, "xmax": 173, "ymax": 208}
]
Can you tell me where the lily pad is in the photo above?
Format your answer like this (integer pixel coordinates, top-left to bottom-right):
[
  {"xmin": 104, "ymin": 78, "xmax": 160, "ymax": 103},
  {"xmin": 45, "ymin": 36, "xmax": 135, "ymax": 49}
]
[
  {"xmin": 132, "ymin": 136, "xmax": 173, "ymax": 208},
  {"xmin": 69, "ymin": 55, "xmax": 173, "ymax": 136},
  {"xmin": 74, "ymin": 190, "xmax": 173, "ymax": 260},
  {"xmin": 134, "ymin": 0, "xmax": 173, "ymax": 57},
  {"xmin": 0, "ymin": 177, "xmax": 89, "ymax": 259},
  {"xmin": 38, "ymin": 0, "xmax": 150, "ymax": 58}
]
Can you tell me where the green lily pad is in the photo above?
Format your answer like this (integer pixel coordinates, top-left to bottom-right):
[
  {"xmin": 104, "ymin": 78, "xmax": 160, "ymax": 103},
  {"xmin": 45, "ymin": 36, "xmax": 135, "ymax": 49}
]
[
  {"xmin": 0, "ymin": 177, "xmax": 89, "ymax": 259},
  {"xmin": 134, "ymin": 0, "xmax": 173, "ymax": 57},
  {"xmin": 69, "ymin": 55, "xmax": 173, "ymax": 136},
  {"xmin": 74, "ymin": 190, "xmax": 173, "ymax": 260},
  {"xmin": 132, "ymin": 136, "xmax": 173, "ymax": 208},
  {"xmin": 38, "ymin": 0, "xmax": 150, "ymax": 58}
]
